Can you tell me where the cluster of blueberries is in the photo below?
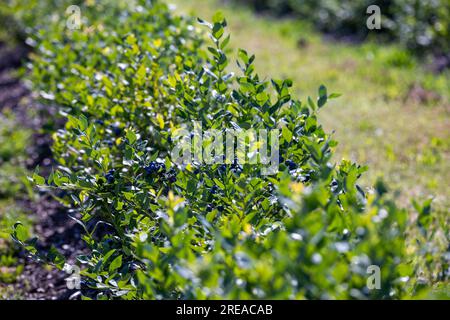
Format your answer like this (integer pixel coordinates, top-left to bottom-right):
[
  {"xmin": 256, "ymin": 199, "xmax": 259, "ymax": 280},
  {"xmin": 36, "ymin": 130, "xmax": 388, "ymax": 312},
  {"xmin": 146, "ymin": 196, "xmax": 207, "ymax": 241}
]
[
  {"xmin": 144, "ymin": 161, "xmax": 166, "ymax": 175},
  {"xmin": 207, "ymin": 184, "xmax": 225, "ymax": 213},
  {"xmin": 206, "ymin": 203, "xmax": 224, "ymax": 212},
  {"xmin": 103, "ymin": 161, "xmax": 177, "ymax": 185},
  {"xmin": 112, "ymin": 126, "xmax": 122, "ymax": 136},
  {"xmin": 285, "ymin": 159, "xmax": 298, "ymax": 171},
  {"xmin": 217, "ymin": 160, "xmax": 243, "ymax": 175},
  {"xmin": 210, "ymin": 185, "xmax": 219, "ymax": 194},
  {"xmin": 104, "ymin": 169, "xmax": 115, "ymax": 184},
  {"xmin": 279, "ymin": 155, "xmax": 298, "ymax": 171},
  {"xmin": 144, "ymin": 161, "xmax": 177, "ymax": 183}
]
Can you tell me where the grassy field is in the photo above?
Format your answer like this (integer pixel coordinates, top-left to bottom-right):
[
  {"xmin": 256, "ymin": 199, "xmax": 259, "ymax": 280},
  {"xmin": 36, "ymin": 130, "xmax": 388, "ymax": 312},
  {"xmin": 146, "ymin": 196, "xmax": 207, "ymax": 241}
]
[
  {"xmin": 171, "ymin": 0, "xmax": 450, "ymax": 210},
  {"xmin": 0, "ymin": 111, "xmax": 33, "ymax": 298}
]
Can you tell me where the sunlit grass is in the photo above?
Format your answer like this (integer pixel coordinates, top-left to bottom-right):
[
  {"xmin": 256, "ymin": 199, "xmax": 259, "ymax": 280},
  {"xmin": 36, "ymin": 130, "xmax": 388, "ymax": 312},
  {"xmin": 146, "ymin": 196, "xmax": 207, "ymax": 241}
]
[{"xmin": 0, "ymin": 112, "xmax": 33, "ymax": 295}]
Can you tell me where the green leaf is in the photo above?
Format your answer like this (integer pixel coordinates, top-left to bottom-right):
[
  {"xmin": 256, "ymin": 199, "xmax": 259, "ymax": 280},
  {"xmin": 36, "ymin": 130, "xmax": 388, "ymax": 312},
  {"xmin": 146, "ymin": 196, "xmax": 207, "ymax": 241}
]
[
  {"xmin": 13, "ymin": 222, "xmax": 28, "ymax": 242},
  {"xmin": 136, "ymin": 64, "xmax": 146, "ymax": 85},
  {"xmin": 282, "ymin": 126, "xmax": 293, "ymax": 143},
  {"xmin": 213, "ymin": 178, "xmax": 225, "ymax": 189},
  {"xmin": 126, "ymin": 129, "xmax": 137, "ymax": 144},
  {"xmin": 329, "ymin": 93, "xmax": 342, "ymax": 99},
  {"xmin": 33, "ymin": 171, "xmax": 45, "ymax": 185},
  {"xmin": 318, "ymin": 84, "xmax": 327, "ymax": 98},
  {"xmin": 109, "ymin": 255, "xmax": 123, "ymax": 272},
  {"xmin": 103, "ymin": 249, "xmax": 117, "ymax": 264},
  {"xmin": 318, "ymin": 96, "xmax": 327, "ymax": 108},
  {"xmin": 79, "ymin": 114, "xmax": 88, "ymax": 130},
  {"xmin": 212, "ymin": 11, "xmax": 225, "ymax": 24},
  {"xmin": 238, "ymin": 49, "xmax": 249, "ymax": 64},
  {"xmin": 212, "ymin": 23, "xmax": 224, "ymax": 39},
  {"xmin": 307, "ymin": 96, "xmax": 316, "ymax": 111},
  {"xmin": 220, "ymin": 34, "xmax": 231, "ymax": 49},
  {"xmin": 47, "ymin": 246, "xmax": 66, "ymax": 269}
]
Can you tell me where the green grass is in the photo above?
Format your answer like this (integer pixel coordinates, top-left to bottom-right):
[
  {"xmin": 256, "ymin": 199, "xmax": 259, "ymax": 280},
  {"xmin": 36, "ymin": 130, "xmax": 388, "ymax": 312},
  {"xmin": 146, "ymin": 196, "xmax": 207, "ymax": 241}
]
[
  {"xmin": 0, "ymin": 111, "xmax": 33, "ymax": 297},
  {"xmin": 170, "ymin": 0, "xmax": 450, "ymax": 210}
]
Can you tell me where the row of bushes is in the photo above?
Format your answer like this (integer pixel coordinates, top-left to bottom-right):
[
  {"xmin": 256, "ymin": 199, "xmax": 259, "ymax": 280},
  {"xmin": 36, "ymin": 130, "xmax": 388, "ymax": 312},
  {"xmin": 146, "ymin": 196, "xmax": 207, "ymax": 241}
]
[
  {"xmin": 2, "ymin": 0, "xmax": 448, "ymax": 299},
  {"xmin": 236, "ymin": 0, "xmax": 450, "ymax": 59}
]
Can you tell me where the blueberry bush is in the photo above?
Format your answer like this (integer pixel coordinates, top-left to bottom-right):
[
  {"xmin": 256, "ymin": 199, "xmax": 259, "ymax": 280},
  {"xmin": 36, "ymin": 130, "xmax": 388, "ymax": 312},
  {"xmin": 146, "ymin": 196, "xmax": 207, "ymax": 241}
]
[{"xmin": 2, "ymin": 0, "xmax": 448, "ymax": 299}]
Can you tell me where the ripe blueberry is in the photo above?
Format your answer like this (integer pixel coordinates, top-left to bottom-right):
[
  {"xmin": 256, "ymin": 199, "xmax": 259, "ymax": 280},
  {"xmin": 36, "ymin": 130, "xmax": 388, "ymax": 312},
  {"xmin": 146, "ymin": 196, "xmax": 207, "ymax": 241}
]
[
  {"xmin": 105, "ymin": 169, "xmax": 115, "ymax": 183},
  {"xmin": 111, "ymin": 126, "xmax": 122, "ymax": 136},
  {"xmin": 285, "ymin": 159, "xmax": 297, "ymax": 170}
]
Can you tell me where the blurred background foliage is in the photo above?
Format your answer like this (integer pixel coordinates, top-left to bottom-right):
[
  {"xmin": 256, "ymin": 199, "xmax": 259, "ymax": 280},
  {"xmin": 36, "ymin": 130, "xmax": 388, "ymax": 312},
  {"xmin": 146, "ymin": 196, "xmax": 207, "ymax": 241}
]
[{"xmin": 234, "ymin": 0, "xmax": 450, "ymax": 60}]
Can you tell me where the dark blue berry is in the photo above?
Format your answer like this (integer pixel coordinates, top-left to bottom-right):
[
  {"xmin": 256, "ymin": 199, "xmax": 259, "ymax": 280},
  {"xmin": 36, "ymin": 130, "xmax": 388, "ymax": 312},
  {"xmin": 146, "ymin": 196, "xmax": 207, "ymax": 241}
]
[
  {"xmin": 232, "ymin": 167, "xmax": 242, "ymax": 175},
  {"xmin": 145, "ymin": 161, "xmax": 163, "ymax": 175},
  {"xmin": 144, "ymin": 166, "xmax": 153, "ymax": 175},
  {"xmin": 95, "ymin": 119, "xmax": 105, "ymax": 125},
  {"xmin": 112, "ymin": 126, "xmax": 122, "ymax": 136},
  {"xmin": 285, "ymin": 159, "xmax": 297, "ymax": 170},
  {"xmin": 206, "ymin": 204, "xmax": 213, "ymax": 212},
  {"xmin": 217, "ymin": 205, "xmax": 224, "ymax": 212},
  {"xmin": 211, "ymin": 185, "xmax": 219, "ymax": 194},
  {"xmin": 105, "ymin": 170, "xmax": 115, "ymax": 183}
]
